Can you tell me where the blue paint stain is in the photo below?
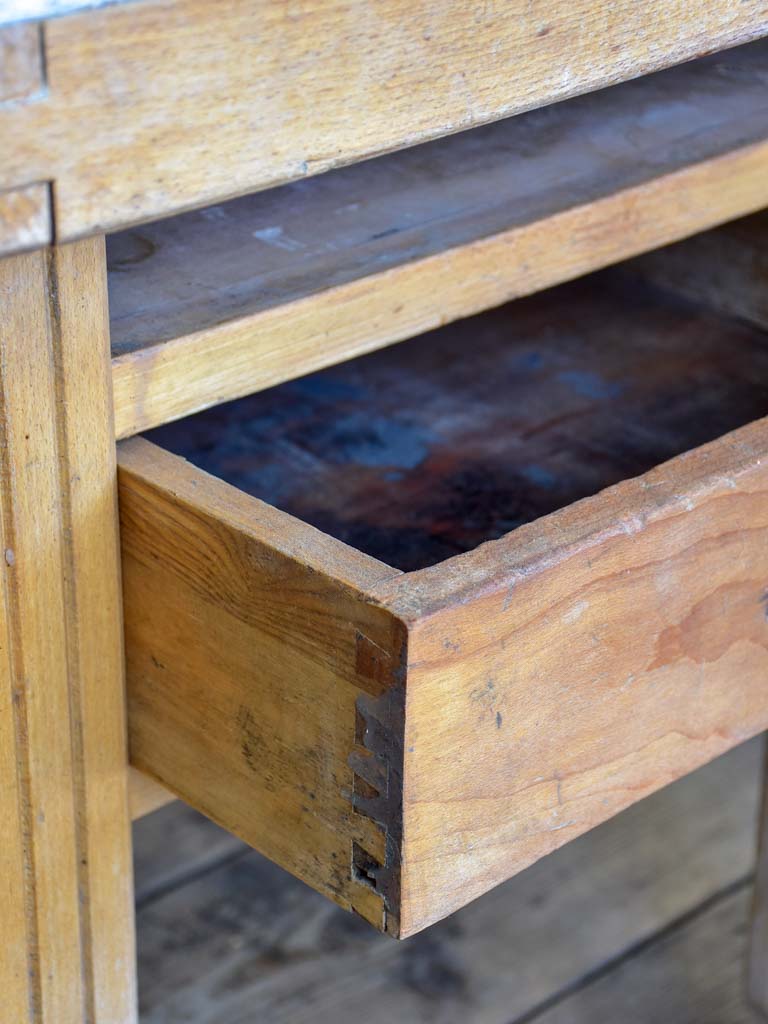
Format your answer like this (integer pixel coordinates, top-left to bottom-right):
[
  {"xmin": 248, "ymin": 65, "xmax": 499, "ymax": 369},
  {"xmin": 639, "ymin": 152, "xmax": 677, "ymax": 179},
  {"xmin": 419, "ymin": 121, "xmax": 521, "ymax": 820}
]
[
  {"xmin": 558, "ymin": 370, "xmax": 624, "ymax": 400},
  {"xmin": 320, "ymin": 413, "xmax": 431, "ymax": 469},
  {"xmin": 522, "ymin": 464, "xmax": 557, "ymax": 489}
]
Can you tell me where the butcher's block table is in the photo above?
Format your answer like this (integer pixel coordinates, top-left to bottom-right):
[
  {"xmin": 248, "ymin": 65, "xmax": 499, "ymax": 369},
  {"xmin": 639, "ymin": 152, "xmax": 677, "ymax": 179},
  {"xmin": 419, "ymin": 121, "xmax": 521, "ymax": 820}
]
[{"xmin": 4, "ymin": 1, "xmax": 768, "ymax": 1020}]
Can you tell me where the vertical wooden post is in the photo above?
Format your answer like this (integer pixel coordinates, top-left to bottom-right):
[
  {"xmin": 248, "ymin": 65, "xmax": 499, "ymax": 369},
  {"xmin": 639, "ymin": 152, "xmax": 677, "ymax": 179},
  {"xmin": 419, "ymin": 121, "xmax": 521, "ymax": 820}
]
[
  {"xmin": 749, "ymin": 737, "xmax": 768, "ymax": 1019},
  {"xmin": 0, "ymin": 238, "xmax": 137, "ymax": 1023}
]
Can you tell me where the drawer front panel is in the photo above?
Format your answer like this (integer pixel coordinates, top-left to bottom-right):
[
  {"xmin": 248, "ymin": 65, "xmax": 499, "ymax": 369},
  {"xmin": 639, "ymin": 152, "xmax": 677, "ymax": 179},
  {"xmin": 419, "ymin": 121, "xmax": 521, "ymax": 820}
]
[{"xmin": 385, "ymin": 421, "xmax": 768, "ymax": 934}]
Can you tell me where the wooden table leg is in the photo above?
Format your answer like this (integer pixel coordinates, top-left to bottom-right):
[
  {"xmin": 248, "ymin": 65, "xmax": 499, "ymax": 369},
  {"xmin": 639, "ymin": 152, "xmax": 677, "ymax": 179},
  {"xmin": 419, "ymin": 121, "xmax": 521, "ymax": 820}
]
[{"xmin": 0, "ymin": 238, "xmax": 137, "ymax": 1023}]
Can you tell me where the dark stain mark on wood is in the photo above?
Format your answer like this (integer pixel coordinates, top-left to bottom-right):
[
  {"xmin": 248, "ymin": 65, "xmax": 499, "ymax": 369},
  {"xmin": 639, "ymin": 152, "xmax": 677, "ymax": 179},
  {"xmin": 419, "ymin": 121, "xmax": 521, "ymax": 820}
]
[
  {"xmin": 236, "ymin": 704, "xmax": 263, "ymax": 775},
  {"xmin": 347, "ymin": 668, "xmax": 406, "ymax": 935},
  {"xmin": 496, "ymin": 711, "xmax": 503, "ymax": 729}
]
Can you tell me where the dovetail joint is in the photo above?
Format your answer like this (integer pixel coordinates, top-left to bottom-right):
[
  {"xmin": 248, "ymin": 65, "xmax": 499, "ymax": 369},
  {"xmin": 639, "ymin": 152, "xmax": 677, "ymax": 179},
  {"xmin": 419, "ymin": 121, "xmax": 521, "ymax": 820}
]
[{"xmin": 347, "ymin": 674, "xmax": 405, "ymax": 934}]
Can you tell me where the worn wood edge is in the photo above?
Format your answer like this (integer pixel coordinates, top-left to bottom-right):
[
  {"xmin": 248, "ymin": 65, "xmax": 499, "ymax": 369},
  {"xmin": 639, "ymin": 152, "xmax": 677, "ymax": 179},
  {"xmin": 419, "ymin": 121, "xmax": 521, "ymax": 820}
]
[
  {"xmin": 111, "ymin": 137, "xmax": 768, "ymax": 437},
  {"xmin": 372, "ymin": 416, "xmax": 768, "ymax": 620},
  {"xmin": 117, "ymin": 437, "xmax": 401, "ymax": 592},
  {"xmin": 118, "ymin": 438, "xmax": 409, "ymax": 933},
  {"xmin": 0, "ymin": 1, "xmax": 124, "ymax": 26}
]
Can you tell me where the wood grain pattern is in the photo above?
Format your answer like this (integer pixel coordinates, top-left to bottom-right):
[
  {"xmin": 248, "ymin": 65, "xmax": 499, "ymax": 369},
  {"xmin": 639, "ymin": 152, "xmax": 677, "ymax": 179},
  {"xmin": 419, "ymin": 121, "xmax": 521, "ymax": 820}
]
[
  {"xmin": 372, "ymin": 417, "xmax": 768, "ymax": 934},
  {"xmin": 133, "ymin": 738, "xmax": 761, "ymax": 1022},
  {"xmin": 109, "ymin": 40, "xmax": 768, "ymax": 437},
  {"xmin": 0, "ymin": 239, "xmax": 136, "ymax": 1021},
  {"xmin": 0, "ymin": 0, "xmax": 766, "ymax": 248},
  {"xmin": 126, "ymin": 265, "xmax": 768, "ymax": 935},
  {"xmin": 119, "ymin": 438, "xmax": 406, "ymax": 934}
]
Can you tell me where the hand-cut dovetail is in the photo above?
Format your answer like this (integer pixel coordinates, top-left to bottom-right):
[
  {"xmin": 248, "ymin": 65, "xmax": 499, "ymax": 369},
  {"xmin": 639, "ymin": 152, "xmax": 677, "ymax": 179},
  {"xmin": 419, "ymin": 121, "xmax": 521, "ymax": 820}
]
[
  {"xmin": 346, "ymin": 658, "xmax": 405, "ymax": 934},
  {"xmin": 351, "ymin": 841, "xmax": 382, "ymax": 891}
]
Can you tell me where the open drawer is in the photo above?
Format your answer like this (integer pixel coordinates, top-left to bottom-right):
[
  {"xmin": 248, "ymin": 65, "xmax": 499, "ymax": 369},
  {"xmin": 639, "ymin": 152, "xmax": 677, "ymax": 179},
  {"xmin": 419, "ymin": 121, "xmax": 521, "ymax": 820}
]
[{"xmin": 119, "ymin": 263, "xmax": 768, "ymax": 939}]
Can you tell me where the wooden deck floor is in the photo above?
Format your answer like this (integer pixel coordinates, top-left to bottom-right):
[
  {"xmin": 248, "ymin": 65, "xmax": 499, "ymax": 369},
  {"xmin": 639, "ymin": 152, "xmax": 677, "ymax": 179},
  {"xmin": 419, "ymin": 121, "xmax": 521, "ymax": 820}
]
[{"xmin": 134, "ymin": 736, "xmax": 765, "ymax": 1023}]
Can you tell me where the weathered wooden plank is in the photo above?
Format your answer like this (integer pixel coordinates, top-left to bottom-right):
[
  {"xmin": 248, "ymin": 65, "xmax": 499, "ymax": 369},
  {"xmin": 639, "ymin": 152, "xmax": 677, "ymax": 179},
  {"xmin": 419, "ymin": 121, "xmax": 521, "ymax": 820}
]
[
  {"xmin": 109, "ymin": 41, "xmax": 768, "ymax": 436},
  {"xmin": 119, "ymin": 438, "xmax": 405, "ymax": 933},
  {"xmin": 134, "ymin": 739, "xmax": 760, "ymax": 1023},
  {"xmin": 1, "ymin": 0, "xmax": 767, "ymax": 249},
  {"xmin": 532, "ymin": 890, "xmax": 753, "ymax": 1024},
  {"xmin": 0, "ymin": 239, "xmax": 136, "ymax": 1022},
  {"xmin": 0, "ymin": 25, "xmax": 51, "ymax": 255}
]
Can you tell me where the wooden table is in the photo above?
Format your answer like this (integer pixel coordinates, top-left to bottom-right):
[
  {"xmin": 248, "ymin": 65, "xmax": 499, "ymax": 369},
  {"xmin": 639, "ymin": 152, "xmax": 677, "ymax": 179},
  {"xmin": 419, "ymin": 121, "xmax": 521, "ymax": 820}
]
[{"xmin": 3, "ymin": 2, "xmax": 768, "ymax": 1019}]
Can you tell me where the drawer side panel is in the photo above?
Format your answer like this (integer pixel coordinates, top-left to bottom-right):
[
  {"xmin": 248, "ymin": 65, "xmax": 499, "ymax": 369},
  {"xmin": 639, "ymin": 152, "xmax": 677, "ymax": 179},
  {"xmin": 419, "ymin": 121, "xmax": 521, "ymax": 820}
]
[{"xmin": 118, "ymin": 439, "xmax": 406, "ymax": 933}]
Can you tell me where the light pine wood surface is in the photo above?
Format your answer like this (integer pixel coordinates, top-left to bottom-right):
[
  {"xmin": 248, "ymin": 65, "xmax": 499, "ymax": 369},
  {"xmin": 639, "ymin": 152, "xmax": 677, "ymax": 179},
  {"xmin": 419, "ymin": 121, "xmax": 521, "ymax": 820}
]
[
  {"xmin": 0, "ymin": 0, "xmax": 767, "ymax": 252},
  {"xmin": 0, "ymin": 239, "xmax": 136, "ymax": 1022},
  {"xmin": 107, "ymin": 41, "xmax": 768, "ymax": 437}
]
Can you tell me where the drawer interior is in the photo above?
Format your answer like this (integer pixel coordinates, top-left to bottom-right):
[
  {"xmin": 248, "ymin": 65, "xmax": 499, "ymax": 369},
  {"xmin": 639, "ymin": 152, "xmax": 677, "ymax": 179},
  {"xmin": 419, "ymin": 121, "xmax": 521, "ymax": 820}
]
[
  {"xmin": 147, "ymin": 268, "xmax": 768, "ymax": 572},
  {"xmin": 123, "ymin": 219, "xmax": 768, "ymax": 937}
]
